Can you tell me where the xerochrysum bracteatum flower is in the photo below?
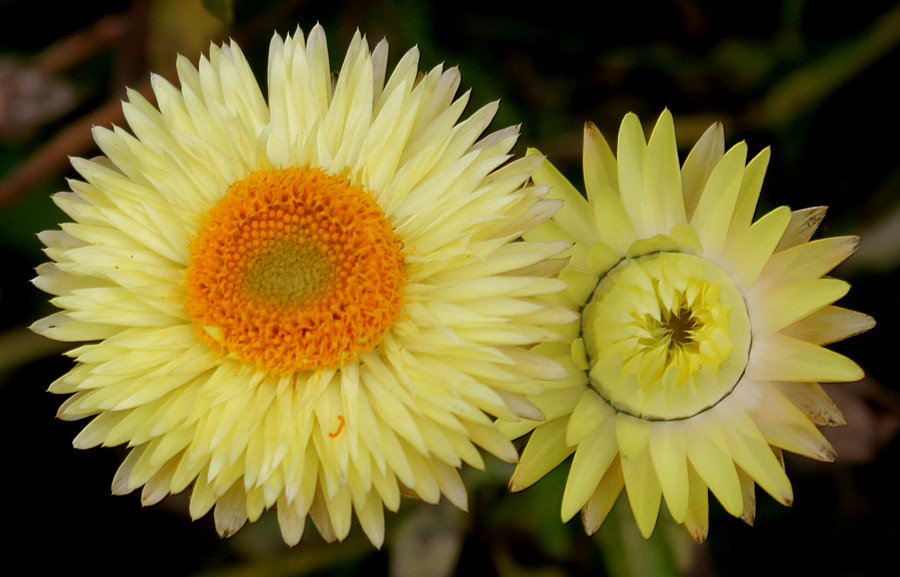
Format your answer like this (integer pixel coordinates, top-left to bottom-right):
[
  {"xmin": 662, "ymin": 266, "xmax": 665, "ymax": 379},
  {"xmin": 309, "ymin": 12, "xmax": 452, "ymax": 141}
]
[
  {"xmin": 501, "ymin": 110, "xmax": 874, "ymax": 542},
  {"xmin": 30, "ymin": 26, "xmax": 575, "ymax": 547}
]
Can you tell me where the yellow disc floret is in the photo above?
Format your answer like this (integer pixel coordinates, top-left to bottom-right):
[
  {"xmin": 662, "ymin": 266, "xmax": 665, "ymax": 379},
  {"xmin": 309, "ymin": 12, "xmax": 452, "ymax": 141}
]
[{"xmin": 185, "ymin": 166, "xmax": 406, "ymax": 375}]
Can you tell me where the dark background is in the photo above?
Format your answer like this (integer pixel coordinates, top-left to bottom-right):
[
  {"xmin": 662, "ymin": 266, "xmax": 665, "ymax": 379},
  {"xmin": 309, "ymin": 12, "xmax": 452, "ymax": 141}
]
[{"xmin": 1, "ymin": 1, "xmax": 898, "ymax": 575}]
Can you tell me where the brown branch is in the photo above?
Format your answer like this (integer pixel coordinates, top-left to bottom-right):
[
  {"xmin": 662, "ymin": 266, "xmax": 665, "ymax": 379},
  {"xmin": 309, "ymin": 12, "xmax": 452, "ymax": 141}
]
[
  {"xmin": 0, "ymin": 74, "xmax": 156, "ymax": 211},
  {"xmin": 33, "ymin": 12, "xmax": 129, "ymax": 75},
  {"xmin": 0, "ymin": 0, "xmax": 309, "ymax": 211}
]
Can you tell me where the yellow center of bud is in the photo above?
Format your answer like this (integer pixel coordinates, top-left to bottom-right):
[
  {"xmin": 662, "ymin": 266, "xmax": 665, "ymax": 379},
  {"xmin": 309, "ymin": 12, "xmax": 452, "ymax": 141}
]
[{"xmin": 582, "ymin": 252, "xmax": 750, "ymax": 420}]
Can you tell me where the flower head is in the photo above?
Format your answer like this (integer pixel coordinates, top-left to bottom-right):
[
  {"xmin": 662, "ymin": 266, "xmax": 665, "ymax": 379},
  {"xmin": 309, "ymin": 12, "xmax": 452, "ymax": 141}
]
[
  {"xmin": 31, "ymin": 26, "xmax": 573, "ymax": 547},
  {"xmin": 503, "ymin": 110, "xmax": 874, "ymax": 542}
]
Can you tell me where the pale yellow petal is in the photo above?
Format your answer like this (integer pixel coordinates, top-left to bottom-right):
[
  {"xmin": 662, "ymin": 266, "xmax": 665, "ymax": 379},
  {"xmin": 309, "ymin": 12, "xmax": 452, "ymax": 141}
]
[
  {"xmin": 748, "ymin": 334, "xmax": 865, "ymax": 383},
  {"xmin": 618, "ymin": 113, "xmax": 665, "ymax": 237},
  {"xmin": 725, "ymin": 205, "xmax": 791, "ymax": 290},
  {"xmin": 735, "ymin": 379, "xmax": 837, "ymax": 462},
  {"xmin": 690, "ymin": 141, "xmax": 747, "ymax": 252},
  {"xmin": 682, "ymin": 418, "xmax": 744, "ymax": 517},
  {"xmin": 566, "ymin": 388, "xmax": 615, "ymax": 446},
  {"xmin": 649, "ymin": 422, "xmax": 690, "ymax": 523},
  {"xmin": 647, "ymin": 109, "xmax": 687, "ymax": 229},
  {"xmin": 615, "ymin": 413, "xmax": 652, "ymax": 461},
  {"xmin": 781, "ymin": 306, "xmax": 876, "ymax": 346},
  {"xmin": 561, "ymin": 417, "xmax": 618, "ymax": 521},
  {"xmin": 681, "ymin": 121, "xmax": 724, "ymax": 220},
  {"xmin": 762, "ymin": 236, "xmax": 861, "ymax": 287},
  {"xmin": 509, "ymin": 417, "xmax": 574, "ymax": 492},
  {"xmin": 593, "ymin": 184, "xmax": 638, "ymax": 255},
  {"xmin": 717, "ymin": 401, "xmax": 793, "ymax": 505},
  {"xmin": 728, "ymin": 147, "xmax": 771, "ymax": 236},
  {"xmin": 753, "ymin": 278, "xmax": 850, "ymax": 335},
  {"xmin": 620, "ymin": 447, "xmax": 662, "ymax": 538},
  {"xmin": 583, "ymin": 121, "xmax": 618, "ymax": 205}
]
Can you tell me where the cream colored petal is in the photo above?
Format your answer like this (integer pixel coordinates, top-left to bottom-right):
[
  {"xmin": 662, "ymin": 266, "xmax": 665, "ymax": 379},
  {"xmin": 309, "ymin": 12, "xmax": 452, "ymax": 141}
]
[
  {"xmin": 529, "ymin": 148, "xmax": 599, "ymax": 245},
  {"xmin": 774, "ymin": 381, "xmax": 846, "ymax": 427},
  {"xmin": 762, "ymin": 236, "xmax": 861, "ymax": 287},
  {"xmin": 31, "ymin": 312, "xmax": 121, "ymax": 342},
  {"xmin": 736, "ymin": 468, "xmax": 757, "ymax": 526},
  {"xmin": 277, "ymin": 495, "xmax": 307, "ymax": 546},
  {"xmin": 582, "ymin": 457, "xmax": 625, "ymax": 535},
  {"xmin": 717, "ymin": 400, "xmax": 793, "ymax": 505},
  {"xmin": 775, "ymin": 206, "xmax": 828, "ymax": 252},
  {"xmin": 213, "ymin": 485, "xmax": 250, "ymax": 538},
  {"xmin": 781, "ymin": 306, "xmax": 876, "ymax": 346},
  {"xmin": 463, "ymin": 419, "xmax": 518, "ymax": 463},
  {"xmin": 428, "ymin": 459, "xmax": 468, "ymax": 511},
  {"xmin": 498, "ymin": 346, "xmax": 571, "ymax": 382},
  {"xmin": 682, "ymin": 465, "xmax": 709, "ymax": 543},
  {"xmin": 681, "ymin": 121, "xmax": 724, "ymax": 220},
  {"xmin": 355, "ymin": 490, "xmax": 387, "ymax": 548},
  {"xmin": 734, "ymin": 379, "xmax": 837, "ymax": 461}
]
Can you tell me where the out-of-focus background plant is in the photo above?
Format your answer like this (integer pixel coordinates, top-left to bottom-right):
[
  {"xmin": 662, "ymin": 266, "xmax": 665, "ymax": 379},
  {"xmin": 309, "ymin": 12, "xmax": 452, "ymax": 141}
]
[{"xmin": 1, "ymin": 1, "xmax": 897, "ymax": 575}]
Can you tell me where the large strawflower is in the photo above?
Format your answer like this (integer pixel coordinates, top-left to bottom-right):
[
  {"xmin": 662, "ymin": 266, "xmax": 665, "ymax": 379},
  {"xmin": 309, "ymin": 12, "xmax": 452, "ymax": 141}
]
[
  {"xmin": 503, "ymin": 110, "xmax": 874, "ymax": 541},
  {"xmin": 31, "ymin": 26, "xmax": 574, "ymax": 547}
]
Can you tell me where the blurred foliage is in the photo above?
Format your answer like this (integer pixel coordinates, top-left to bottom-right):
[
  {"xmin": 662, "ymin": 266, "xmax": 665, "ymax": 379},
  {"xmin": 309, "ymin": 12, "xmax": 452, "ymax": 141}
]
[{"xmin": 1, "ymin": 1, "xmax": 898, "ymax": 576}]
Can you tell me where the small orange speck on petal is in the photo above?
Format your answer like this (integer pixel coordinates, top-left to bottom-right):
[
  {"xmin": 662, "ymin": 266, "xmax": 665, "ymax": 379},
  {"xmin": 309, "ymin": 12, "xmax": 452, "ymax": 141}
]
[{"xmin": 328, "ymin": 415, "xmax": 346, "ymax": 438}]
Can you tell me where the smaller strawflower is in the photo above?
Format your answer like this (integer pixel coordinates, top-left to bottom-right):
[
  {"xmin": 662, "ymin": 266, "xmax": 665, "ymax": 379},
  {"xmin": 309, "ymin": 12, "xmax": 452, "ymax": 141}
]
[{"xmin": 502, "ymin": 110, "xmax": 874, "ymax": 541}]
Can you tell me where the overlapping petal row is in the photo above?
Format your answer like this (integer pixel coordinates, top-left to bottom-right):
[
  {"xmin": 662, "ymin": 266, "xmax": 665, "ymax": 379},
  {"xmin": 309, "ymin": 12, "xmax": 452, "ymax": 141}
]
[
  {"xmin": 31, "ymin": 25, "xmax": 574, "ymax": 547},
  {"xmin": 502, "ymin": 110, "xmax": 873, "ymax": 542}
]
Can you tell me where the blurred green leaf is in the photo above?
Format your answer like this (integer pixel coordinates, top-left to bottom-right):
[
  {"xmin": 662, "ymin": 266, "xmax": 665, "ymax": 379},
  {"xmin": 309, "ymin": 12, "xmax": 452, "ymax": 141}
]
[
  {"xmin": 752, "ymin": 2, "xmax": 900, "ymax": 128},
  {"xmin": 595, "ymin": 501, "xmax": 695, "ymax": 577},
  {"xmin": 0, "ymin": 328, "xmax": 67, "ymax": 377},
  {"xmin": 148, "ymin": 0, "xmax": 226, "ymax": 70},
  {"xmin": 389, "ymin": 501, "xmax": 465, "ymax": 577},
  {"xmin": 192, "ymin": 529, "xmax": 374, "ymax": 577},
  {"xmin": 203, "ymin": 0, "xmax": 234, "ymax": 25}
]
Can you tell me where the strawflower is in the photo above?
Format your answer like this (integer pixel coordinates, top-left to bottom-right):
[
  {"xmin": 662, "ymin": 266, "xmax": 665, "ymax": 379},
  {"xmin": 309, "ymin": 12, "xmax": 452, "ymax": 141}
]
[
  {"xmin": 503, "ymin": 110, "xmax": 874, "ymax": 541},
  {"xmin": 31, "ymin": 26, "xmax": 574, "ymax": 547}
]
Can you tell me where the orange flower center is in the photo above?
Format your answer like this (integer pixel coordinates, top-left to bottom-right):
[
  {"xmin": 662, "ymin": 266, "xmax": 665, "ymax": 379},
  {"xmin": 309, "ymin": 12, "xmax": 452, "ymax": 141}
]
[{"xmin": 184, "ymin": 167, "xmax": 406, "ymax": 375}]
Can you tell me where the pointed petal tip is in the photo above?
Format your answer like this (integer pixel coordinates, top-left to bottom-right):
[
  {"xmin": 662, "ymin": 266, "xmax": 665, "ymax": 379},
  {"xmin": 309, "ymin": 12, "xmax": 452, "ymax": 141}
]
[{"xmin": 688, "ymin": 527, "xmax": 708, "ymax": 543}]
